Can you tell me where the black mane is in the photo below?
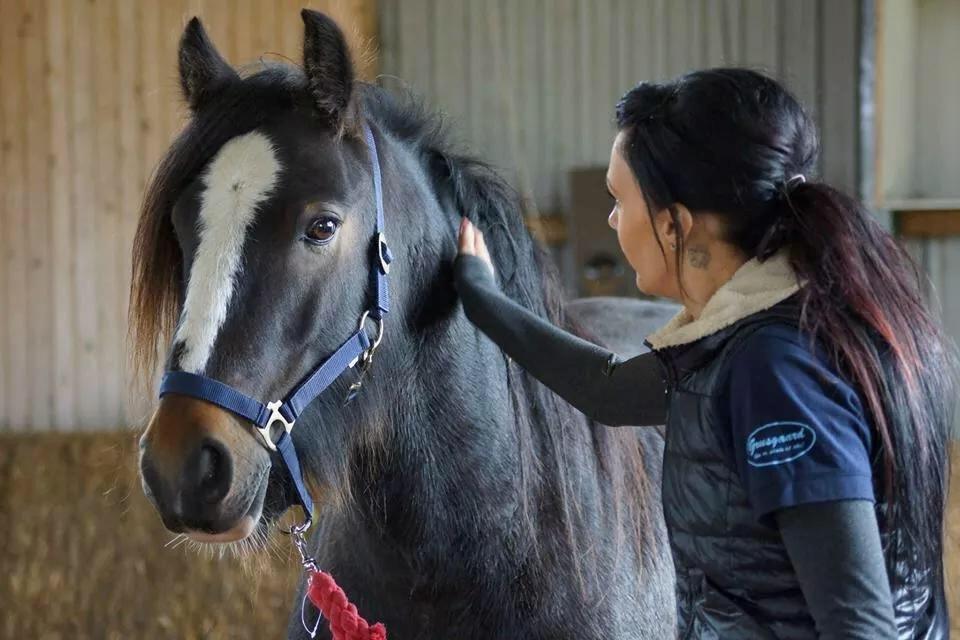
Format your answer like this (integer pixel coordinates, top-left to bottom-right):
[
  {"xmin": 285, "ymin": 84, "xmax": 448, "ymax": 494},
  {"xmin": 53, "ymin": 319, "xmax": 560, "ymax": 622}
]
[
  {"xmin": 360, "ymin": 85, "xmax": 566, "ymax": 324},
  {"xmin": 358, "ymin": 82, "xmax": 656, "ymax": 572}
]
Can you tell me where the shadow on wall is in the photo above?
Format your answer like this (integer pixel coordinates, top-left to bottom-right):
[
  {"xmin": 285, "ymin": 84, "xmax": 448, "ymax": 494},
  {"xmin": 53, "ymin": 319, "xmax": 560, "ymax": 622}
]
[{"xmin": 0, "ymin": 433, "xmax": 958, "ymax": 637}]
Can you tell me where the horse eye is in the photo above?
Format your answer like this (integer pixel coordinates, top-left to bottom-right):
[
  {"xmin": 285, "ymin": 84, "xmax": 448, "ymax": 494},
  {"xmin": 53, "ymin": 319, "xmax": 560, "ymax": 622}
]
[{"xmin": 304, "ymin": 217, "xmax": 340, "ymax": 245}]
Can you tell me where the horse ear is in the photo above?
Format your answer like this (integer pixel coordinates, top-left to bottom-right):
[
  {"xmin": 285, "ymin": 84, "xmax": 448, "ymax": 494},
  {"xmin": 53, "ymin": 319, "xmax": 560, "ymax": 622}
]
[
  {"xmin": 301, "ymin": 9, "xmax": 355, "ymax": 125},
  {"xmin": 178, "ymin": 17, "xmax": 238, "ymax": 111}
]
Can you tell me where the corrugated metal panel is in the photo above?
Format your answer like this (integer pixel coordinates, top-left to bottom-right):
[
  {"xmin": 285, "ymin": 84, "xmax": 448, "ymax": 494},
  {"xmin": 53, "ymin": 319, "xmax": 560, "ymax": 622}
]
[
  {"xmin": 887, "ymin": 0, "xmax": 960, "ymax": 439},
  {"xmin": 378, "ymin": 0, "xmax": 862, "ymax": 214},
  {"xmin": 905, "ymin": 237, "xmax": 960, "ymax": 438},
  {"xmin": 915, "ymin": 0, "xmax": 960, "ymax": 199}
]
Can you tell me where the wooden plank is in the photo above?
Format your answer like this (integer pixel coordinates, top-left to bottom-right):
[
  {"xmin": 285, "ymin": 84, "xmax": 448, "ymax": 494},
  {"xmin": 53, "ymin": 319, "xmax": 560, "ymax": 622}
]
[
  {"xmin": 555, "ymin": 0, "xmax": 576, "ymax": 196},
  {"xmin": 23, "ymin": 0, "xmax": 53, "ymax": 429},
  {"xmin": 575, "ymin": 0, "xmax": 592, "ymax": 162},
  {"xmin": 543, "ymin": 0, "xmax": 562, "ymax": 211},
  {"xmin": 664, "ymin": 0, "xmax": 691, "ymax": 77},
  {"xmin": 273, "ymin": 0, "xmax": 290, "ymax": 59},
  {"xmin": 279, "ymin": 0, "xmax": 302, "ymax": 63},
  {"xmin": 593, "ymin": 0, "xmax": 616, "ymax": 167},
  {"xmin": 520, "ymin": 0, "xmax": 543, "ymax": 203},
  {"xmin": 487, "ymin": 0, "xmax": 514, "ymax": 172},
  {"xmin": 897, "ymin": 211, "xmax": 960, "ymax": 238},
  {"xmin": 250, "ymin": 0, "xmax": 272, "ymax": 61},
  {"xmin": 348, "ymin": 0, "xmax": 379, "ymax": 80},
  {"xmin": 615, "ymin": 0, "xmax": 631, "ymax": 94},
  {"xmin": 704, "ymin": 0, "xmax": 728, "ymax": 64},
  {"xmin": 631, "ymin": 0, "xmax": 658, "ymax": 82},
  {"xmin": 140, "ymin": 0, "xmax": 165, "ymax": 195},
  {"xmin": 780, "ymin": 0, "xmax": 819, "ymax": 122},
  {"xmin": 724, "ymin": 0, "xmax": 744, "ymax": 65},
  {"xmin": 116, "ymin": 0, "xmax": 140, "ymax": 424},
  {"xmin": 884, "ymin": 198, "xmax": 960, "ymax": 212},
  {"xmin": 396, "ymin": 0, "xmax": 430, "ymax": 97},
  {"xmin": 690, "ymin": 0, "xmax": 707, "ymax": 69},
  {"xmin": 70, "ymin": 0, "xmax": 101, "ymax": 428},
  {"xmin": 915, "ymin": 0, "xmax": 960, "ymax": 199},
  {"xmin": 819, "ymin": 0, "xmax": 859, "ymax": 193},
  {"xmin": 0, "ymin": 0, "xmax": 13, "ymax": 429},
  {"xmin": 46, "ymin": 0, "xmax": 76, "ymax": 430},
  {"xmin": 872, "ymin": 0, "xmax": 918, "ymax": 204},
  {"xmin": 467, "ymin": 0, "xmax": 497, "ymax": 155},
  {"xmin": 652, "ymin": 0, "xmax": 668, "ymax": 80},
  {"xmin": 233, "ymin": 0, "xmax": 254, "ymax": 65},
  {"xmin": 94, "ymin": 0, "xmax": 122, "ymax": 427},
  {"xmin": 4, "ymin": 0, "xmax": 30, "ymax": 429},
  {"xmin": 163, "ymin": 0, "xmax": 189, "ymax": 138},
  {"xmin": 377, "ymin": 0, "xmax": 398, "ymax": 91},
  {"xmin": 741, "ymin": 0, "xmax": 778, "ymax": 75}
]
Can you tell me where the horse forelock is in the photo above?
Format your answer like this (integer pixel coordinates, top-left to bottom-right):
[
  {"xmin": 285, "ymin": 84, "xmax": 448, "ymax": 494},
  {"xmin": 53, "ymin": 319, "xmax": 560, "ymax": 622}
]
[{"xmin": 129, "ymin": 65, "xmax": 304, "ymax": 390}]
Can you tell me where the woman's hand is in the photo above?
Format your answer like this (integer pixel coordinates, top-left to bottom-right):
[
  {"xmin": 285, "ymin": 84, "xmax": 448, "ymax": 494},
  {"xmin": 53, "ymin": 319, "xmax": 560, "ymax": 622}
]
[{"xmin": 458, "ymin": 217, "xmax": 496, "ymax": 278}]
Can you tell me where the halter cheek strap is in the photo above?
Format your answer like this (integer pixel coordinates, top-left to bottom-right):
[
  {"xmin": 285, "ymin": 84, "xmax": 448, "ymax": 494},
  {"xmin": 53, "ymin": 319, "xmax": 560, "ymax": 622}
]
[{"xmin": 158, "ymin": 122, "xmax": 392, "ymax": 526}]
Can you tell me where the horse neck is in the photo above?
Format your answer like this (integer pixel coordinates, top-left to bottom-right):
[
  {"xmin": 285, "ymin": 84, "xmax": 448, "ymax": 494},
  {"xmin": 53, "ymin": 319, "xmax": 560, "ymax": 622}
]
[
  {"xmin": 342, "ymin": 134, "xmax": 602, "ymax": 553},
  {"xmin": 354, "ymin": 268, "xmax": 605, "ymax": 571}
]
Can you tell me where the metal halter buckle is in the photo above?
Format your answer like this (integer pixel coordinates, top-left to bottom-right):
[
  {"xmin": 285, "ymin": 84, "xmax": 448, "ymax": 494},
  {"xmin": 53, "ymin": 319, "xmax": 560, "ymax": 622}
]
[
  {"xmin": 377, "ymin": 232, "xmax": 391, "ymax": 275},
  {"xmin": 256, "ymin": 400, "xmax": 295, "ymax": 452}
]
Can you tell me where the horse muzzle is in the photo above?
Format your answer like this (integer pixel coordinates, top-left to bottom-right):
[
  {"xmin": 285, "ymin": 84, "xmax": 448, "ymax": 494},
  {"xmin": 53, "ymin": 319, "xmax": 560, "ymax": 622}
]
[{"xmin": 139, "ymin": 395, "xmax": 271, "ymax": 541}]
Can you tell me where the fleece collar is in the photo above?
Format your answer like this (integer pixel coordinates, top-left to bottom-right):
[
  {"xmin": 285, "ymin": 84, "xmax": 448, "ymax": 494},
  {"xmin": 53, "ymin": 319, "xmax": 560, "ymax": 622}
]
[{"xmin": 646, "ymin": 251, "xmax": 800, "ymax": 350}]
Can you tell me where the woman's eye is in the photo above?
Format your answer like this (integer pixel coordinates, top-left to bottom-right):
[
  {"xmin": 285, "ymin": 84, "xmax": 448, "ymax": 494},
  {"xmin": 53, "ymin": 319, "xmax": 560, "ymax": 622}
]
[{"xmin": 304, "ymin": 217, "xmax": 340, "ymax": 245}]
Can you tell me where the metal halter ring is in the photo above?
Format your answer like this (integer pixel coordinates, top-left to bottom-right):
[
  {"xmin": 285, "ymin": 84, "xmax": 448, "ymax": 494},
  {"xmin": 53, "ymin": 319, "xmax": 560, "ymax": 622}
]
[{"xmin": 357, "ymin": 309, "xmax": 385, "ymax": 352}]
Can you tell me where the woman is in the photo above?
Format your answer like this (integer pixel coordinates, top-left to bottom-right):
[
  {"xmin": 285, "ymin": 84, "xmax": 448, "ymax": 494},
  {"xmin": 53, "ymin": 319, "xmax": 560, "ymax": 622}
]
[{"xmin": 453, "ymin": 69, "xmax": 952, "ymax": 639}]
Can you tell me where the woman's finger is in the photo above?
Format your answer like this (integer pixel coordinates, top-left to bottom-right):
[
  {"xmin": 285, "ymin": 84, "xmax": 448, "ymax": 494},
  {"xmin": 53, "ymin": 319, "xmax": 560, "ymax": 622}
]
[
  {"xmin": 476, "ymin": 228, "xmax": 492, "ymax": 265},
  {"xmin": 458, "ymin": 217, "xmax": 474, "ymax": 255},
  {"xmin": 473, "ymin": 227, "xmax": 496, "ymax": 278}
]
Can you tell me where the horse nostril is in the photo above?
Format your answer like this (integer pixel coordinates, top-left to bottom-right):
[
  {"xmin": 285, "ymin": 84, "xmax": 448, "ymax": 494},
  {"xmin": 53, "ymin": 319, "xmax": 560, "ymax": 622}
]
[{"xmin": 193, "ymin": 439, "xmax": 233, "ymax": 505}]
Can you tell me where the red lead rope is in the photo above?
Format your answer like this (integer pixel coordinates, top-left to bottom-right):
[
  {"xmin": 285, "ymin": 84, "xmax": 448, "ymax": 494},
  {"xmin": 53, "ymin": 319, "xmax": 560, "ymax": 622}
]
[{"xmin": 306, "ymin": 569, "xmax": 387, "ymax": 640}]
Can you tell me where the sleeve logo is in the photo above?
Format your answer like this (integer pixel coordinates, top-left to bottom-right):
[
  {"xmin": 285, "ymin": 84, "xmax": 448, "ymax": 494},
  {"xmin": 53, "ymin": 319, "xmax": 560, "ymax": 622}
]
[{"xmin": 746, "ymin": 422, "xmax": 816, "ymax": 467}]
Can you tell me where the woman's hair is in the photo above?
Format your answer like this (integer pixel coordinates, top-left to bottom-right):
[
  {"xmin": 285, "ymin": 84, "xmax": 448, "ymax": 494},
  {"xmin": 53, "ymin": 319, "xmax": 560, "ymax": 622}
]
[{"xmin": 615, "ymin": 68, "xmax": 954, "ymax": 585}]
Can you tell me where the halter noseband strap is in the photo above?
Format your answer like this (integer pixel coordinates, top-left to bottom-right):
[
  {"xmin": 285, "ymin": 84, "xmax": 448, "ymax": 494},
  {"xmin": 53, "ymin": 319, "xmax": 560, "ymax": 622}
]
[{"xmin": 158, "ymin": 122, "xmax": 392, "ymax": 526}]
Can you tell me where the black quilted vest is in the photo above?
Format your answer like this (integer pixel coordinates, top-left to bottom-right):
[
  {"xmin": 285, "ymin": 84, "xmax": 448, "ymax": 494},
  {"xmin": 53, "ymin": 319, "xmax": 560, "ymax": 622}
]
[{"xmin": 651, "ymin": 302, "xmax": 947, "ymax": 639}]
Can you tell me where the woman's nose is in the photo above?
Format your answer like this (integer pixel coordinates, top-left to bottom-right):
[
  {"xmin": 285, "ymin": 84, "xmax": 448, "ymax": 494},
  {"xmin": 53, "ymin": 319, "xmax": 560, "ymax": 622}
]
[{"xmin": 608, "ymin": 208, "xmax": 618, "ymax": 230}]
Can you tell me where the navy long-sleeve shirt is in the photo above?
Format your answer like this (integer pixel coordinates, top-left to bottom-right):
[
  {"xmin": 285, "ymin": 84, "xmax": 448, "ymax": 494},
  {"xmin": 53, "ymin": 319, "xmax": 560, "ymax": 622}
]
[{"xmin": 453, "ymin": 254, "xmax": 897, "ymax": 639}]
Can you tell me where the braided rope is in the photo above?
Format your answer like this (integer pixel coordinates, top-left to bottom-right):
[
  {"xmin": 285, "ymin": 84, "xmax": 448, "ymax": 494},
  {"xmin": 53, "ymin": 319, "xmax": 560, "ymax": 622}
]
[{"xmin": 306, "ymin": 570, "xmax": 387, "ymax": 640}]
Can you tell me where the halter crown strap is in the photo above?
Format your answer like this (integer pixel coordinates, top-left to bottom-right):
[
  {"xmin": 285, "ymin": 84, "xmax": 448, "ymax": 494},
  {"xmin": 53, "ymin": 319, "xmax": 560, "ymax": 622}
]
[
  {"xmin": 158, "ymin": 122, "xmax": 390, "ymax": 526},
  {"xmin": 366, "ymin": 123, "xmax": 392, "ymax": 319}
]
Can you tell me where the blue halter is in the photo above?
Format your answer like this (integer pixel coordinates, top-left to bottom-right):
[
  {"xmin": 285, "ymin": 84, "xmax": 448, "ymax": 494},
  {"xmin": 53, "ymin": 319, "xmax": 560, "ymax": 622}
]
[{"xmin": 158, "ymin": 123, "xmax": 392, "ymax": 526}]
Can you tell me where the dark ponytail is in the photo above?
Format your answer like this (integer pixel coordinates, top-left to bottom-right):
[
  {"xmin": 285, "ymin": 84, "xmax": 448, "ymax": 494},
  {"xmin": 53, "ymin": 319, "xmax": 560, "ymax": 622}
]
[{"xmin": 615, "ymin": 68, "xmax": 954, "ymax": 585}]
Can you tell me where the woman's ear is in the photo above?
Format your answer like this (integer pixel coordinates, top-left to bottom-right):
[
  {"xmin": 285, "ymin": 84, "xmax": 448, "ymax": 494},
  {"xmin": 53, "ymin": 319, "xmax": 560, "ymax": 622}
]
[{"xmin": 656, "ymin": 205, "xmax": 694, "ymax": 250}]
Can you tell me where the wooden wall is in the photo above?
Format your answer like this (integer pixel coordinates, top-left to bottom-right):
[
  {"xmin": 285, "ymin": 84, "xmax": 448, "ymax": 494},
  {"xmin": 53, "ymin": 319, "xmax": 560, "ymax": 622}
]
[{"xmin": 0, "ymin": 0, "xmax": 375, "ymax": 431}]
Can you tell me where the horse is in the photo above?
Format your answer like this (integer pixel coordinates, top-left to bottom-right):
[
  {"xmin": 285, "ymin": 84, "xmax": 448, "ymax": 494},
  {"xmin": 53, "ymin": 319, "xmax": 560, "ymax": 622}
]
[{"xmin": 131, "ymin": 11, "xmax": 677, "ymax": 638}]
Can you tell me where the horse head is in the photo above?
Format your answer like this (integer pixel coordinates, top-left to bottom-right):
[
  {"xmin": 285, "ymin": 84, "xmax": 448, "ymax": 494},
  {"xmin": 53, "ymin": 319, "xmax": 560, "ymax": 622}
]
[{"xmin": 134, "ymin": 11, "xmax": 438, "ymax": 544}]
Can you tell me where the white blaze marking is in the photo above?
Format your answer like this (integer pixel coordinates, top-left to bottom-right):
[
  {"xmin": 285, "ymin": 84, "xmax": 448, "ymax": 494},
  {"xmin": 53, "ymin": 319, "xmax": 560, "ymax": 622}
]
[{"xmin": 175, "ymin": 131, "xmax": 281, "ymax": 373}]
